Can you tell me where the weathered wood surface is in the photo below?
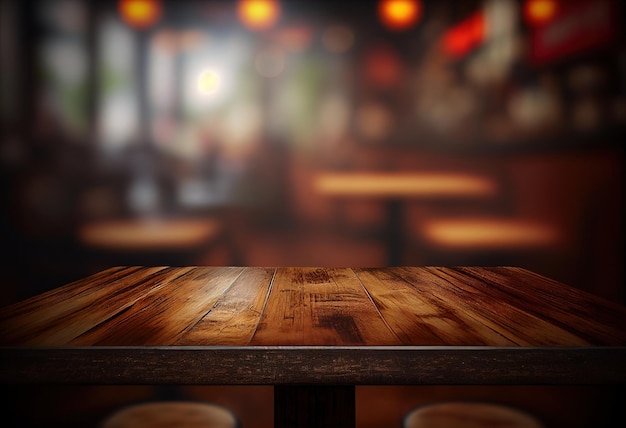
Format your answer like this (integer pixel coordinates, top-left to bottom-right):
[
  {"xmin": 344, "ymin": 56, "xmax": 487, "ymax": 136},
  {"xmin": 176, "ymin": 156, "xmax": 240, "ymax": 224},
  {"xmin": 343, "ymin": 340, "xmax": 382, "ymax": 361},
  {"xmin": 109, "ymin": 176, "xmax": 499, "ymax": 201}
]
[{"xmin": 1, "ymin": 266, "xmax": 625, "ymax": 384}]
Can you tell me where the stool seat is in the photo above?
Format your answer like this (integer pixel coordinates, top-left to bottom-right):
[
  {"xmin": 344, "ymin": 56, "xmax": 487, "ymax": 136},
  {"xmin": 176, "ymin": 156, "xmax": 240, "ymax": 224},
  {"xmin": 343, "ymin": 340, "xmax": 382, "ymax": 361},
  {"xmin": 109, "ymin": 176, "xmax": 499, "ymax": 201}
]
[
  {"xmin": 101, "ymin": 401, "xmax": 238, "ymax": 428},
  {"xmin": 404, "ymin": 402, "xmax": 544, "ymax": 428}
]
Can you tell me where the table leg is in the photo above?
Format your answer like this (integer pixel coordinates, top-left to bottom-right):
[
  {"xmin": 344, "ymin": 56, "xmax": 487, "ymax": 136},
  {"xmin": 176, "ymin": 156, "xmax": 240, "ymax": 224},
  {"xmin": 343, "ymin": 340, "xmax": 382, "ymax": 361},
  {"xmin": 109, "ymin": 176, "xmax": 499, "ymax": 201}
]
[
  {"xmin": 387, "ymin": 199, "xmax": 403, "ymax": 266},
  {"xmin": 274, "ymin": 385, "xmax": 355, "ymax": 428}
]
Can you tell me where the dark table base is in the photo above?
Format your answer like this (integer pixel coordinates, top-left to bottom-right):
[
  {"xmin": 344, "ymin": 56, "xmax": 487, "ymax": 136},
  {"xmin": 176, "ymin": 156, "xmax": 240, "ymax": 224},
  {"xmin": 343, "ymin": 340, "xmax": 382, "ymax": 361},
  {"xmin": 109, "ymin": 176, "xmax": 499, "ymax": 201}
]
[{"xmin": 274, "ymin": 385, "xmax": 355, "ymax": 428}]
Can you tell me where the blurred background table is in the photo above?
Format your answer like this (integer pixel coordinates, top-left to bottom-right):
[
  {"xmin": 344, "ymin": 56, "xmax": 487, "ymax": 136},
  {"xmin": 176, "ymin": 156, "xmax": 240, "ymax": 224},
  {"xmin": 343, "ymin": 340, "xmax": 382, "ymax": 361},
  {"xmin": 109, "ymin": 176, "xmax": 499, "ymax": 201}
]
[
  {"xmin": 313, "ymin": 172, "xmax": 499, "ymax": 265},
  {"xmin": 76, "ymin": 216, "xmax": 227, "ymax": 270}
]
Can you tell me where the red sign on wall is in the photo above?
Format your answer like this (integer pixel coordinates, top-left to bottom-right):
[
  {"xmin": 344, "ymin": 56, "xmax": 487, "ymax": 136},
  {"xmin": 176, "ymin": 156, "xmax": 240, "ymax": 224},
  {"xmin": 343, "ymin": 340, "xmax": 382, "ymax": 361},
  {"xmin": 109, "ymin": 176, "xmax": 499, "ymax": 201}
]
[
  {"xmin": 528, "ymin": 0, "xmax": 619, "ymax": 65},
  {"xmin": 442, "ymin": 12, "xmax": 485, "ymax": 59}
]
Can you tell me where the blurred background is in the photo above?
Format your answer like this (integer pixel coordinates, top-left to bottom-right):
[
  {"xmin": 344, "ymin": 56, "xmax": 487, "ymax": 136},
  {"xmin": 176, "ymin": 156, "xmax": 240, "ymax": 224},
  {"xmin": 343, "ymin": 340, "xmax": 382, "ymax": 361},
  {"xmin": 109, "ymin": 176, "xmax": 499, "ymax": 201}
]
[
  {"xmin": 3, "ymin": 0, "xmax": 624, "ymax": 306},
  {"xmin": 1, "ymin": 0, "xmax": 624, "ymax": 306},
  {"xmin": 1, "ymin": 1, "xmax": 624, "ymax": 427}
]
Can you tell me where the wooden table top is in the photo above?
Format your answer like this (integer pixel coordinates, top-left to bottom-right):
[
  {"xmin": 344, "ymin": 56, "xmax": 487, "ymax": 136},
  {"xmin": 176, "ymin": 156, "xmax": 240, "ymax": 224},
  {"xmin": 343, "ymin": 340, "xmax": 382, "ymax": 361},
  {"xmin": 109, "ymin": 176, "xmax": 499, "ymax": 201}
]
[
  {"xmin": 77, "ymin": 218, "xmax": 223, "ymax": 251},
  {"xmin": 1, "ymin": 266, "xmax": 625, "ymax": 385},
  {"xmin": 418, "ymin": 218, "xmax": 561, "ymax": 249},
  {"xmin": 313, "ymin": 172, "xmax": 498, "ymax": 198}
]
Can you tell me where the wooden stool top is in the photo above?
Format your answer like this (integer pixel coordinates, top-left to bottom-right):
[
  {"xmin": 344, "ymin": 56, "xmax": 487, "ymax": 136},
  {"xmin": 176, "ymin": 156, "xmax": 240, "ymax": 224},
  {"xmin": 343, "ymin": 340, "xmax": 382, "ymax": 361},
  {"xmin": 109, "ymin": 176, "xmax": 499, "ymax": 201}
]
[
  {"xmin": 101, "ymin": 401, "xmax": 237, "ymax": 428},
  {"xmin": 404, "ymin": 402, "xmax": 544, "ymax": 428}
]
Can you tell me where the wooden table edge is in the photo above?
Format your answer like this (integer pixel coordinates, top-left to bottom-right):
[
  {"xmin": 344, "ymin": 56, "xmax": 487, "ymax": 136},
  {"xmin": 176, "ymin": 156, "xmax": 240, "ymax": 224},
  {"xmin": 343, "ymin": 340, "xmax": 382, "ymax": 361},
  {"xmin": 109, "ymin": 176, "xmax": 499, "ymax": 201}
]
[{"xmin": 2, "ymin": 346, "xmax": 625, "ymax": 385}]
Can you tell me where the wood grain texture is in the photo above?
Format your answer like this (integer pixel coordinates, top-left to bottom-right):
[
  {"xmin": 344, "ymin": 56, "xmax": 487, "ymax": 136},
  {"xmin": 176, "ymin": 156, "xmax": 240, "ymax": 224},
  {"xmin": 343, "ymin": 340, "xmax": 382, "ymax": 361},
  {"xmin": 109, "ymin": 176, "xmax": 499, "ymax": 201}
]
[
  {"xmin": 68, "ymin": 267, "xmax": 245, "ymax": 346},
  {"xmin": 457, "ymin": 266, "xmax": 626, "ymax": 345},
  {"xmin": 175, "ymin": 267, "xmax": 275, "ymax": 345},
  {"xmin": 0, "ymin": 266, "xmax": 170, "ymax": 345},
  {"xmin": 249, "ymin": 267, "xmax": 400, "ymax": 345},
  {"xmin": 1, "ymin": 266, "xmax": 625, "ymax": 385},
  {"xmin": 380, "ymin": 267, "xmax": 590, "ymax": 346},
  {"xmin": 353, "ymin": 268, "xmax": 518, "ymax": 346}
]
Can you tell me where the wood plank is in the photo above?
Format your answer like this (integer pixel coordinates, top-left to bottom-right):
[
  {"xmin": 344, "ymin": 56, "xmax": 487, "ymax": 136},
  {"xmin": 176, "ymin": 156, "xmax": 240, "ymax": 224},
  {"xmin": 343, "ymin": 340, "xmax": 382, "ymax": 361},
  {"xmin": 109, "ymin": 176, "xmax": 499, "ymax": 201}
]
[
  {"xmin": 0, "ymin": 266, "xmax": 141, "ymax": 321},
  {"xmin": 0, "ymin": 266, "xmax": 173, "ymax": 346},
  {"xmin": 354, "ymin": 268, "xmax": 517, "ymax": 346},
  {"xmin": 68, "ymin": 267, "xmax": 245, "ymax": 346},
  {"xmin": 393, "ymin": 267, "xmax": 591, "ymax": 346},
  {"xmin": 250, "ymin": 268, "xmax": 400, "ymax": 345},
  {"xmin": 175, "ymin": 267, "xmax": 276, "ymax": 345},
  {"xmin": 455, "ymin": 267, "xmax": 626, "ymax": 345}
]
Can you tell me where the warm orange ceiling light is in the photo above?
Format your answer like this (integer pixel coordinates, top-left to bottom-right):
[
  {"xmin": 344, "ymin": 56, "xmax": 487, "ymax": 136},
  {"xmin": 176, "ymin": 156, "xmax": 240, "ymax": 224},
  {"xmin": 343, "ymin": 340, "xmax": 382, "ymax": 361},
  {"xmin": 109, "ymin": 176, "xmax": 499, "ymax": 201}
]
[
  {"xmin": 237, "ymin": 0, "xmax": 281, "ymax": 31},
  {"xmin": 379, "ymin": 0, "xmax": 422, "ymax": 31},
  {"xmin": 119, "ymin": 0, "xmax": 161, "ymax": 29},
  {"xmin": 523, "ymin": 0, "xmax": 558, "ymax": 26}
]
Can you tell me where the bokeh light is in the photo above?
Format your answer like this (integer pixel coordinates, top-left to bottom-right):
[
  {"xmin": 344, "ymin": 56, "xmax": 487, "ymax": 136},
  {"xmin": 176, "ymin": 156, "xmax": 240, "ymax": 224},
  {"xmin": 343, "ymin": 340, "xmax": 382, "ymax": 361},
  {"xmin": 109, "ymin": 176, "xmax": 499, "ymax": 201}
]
[
  {"xmin": 443, "ymin": 12, "xmax": 485, "ymax": 58},
  {"xmin": 198, "ymin": 70, "xmax": 220, "ymax": 95},
  {"xmin": 378, "ymin": 0, "xmax": 421, "ymax": 31},
  {"xmin": 523, "ymin": 0, "xmax": 558, "ymax": 26},
  {"xmin": 237, "ymin": 0, "xmax": 281, "ymax": 31},
  {"xmin": 119, "ymin": 0, "xmax": 161, "ymax": 29}
]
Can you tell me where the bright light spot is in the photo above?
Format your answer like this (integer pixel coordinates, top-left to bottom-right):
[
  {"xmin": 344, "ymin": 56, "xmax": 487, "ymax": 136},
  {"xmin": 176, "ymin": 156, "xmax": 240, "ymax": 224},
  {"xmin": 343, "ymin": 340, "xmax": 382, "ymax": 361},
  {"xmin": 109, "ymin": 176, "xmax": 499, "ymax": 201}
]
[
  {"xmin": 255, "ymin": 46, "xmax": 285, "ymax": 78},
  {"xmin": 118, "ymin": 0, "xmax": 161, "ymax": 29},
  {"xmin": 379, "ymin": 0, "xmax": 421, "ymax": 31},
  {"xmin": 322, "ymin": 25, "xmax": 355, "ymax": 53},
  {"xmin": 523, "ymin": 0, "xmax": 558, "ymax": 26},
  {"xmin": 198, "ymin": 70, "xmax": 220, "ymax": 95},
  {"xmin": 185, "ymin": 36, "xmax": 248, "ymax": 111},
  {"xmin": 237, "ymin": 0, "xmax": 281, "ymax": 31}
]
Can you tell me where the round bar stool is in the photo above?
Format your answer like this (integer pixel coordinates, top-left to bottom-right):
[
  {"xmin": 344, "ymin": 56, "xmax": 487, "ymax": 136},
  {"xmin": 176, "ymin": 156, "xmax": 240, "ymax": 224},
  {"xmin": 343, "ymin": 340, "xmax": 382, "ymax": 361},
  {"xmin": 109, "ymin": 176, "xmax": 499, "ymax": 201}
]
[
  {"xmin": 404, "ymin": 402, "xmax": 544, "ymax": 428},
  {"xmin": 100, "ymin": 401, "xmax": 238, "ymax": 428}
]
